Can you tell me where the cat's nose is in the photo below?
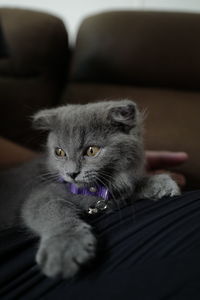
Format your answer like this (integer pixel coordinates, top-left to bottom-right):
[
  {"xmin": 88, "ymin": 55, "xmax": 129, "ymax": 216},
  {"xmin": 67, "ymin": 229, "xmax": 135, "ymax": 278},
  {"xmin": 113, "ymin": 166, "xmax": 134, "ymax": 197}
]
[{"xmin": 66, "ymin": 172, "xmax": 80, "ymax": 180}]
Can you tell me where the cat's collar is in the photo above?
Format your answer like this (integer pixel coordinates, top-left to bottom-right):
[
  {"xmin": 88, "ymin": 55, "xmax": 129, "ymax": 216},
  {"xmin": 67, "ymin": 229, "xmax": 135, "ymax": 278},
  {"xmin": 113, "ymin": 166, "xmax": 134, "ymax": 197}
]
[{"xmin": 68, "ymin": 182, "xmax": 110, "ymax": 215}]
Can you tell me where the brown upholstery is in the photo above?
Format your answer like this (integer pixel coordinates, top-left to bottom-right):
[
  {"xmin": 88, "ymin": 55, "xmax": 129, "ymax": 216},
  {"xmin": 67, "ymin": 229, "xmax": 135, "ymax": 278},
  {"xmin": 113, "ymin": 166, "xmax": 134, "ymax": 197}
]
[
  {"xmin": 0, "ymin": 8, "xmax": 69, "ymax": 149},
  {"xmin": 71, "ymin": 11, "xmax": 200, "ymax": 90},
  {"xmin": 64, "ymin": 11, "xmax": 200, "ymax": 189}
]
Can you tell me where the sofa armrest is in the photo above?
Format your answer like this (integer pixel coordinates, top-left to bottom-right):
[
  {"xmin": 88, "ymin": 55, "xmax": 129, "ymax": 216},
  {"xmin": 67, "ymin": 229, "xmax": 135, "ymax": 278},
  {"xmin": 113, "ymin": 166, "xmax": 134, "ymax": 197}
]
[
  {"xmin": 0, "ymin": 8, "xmax": 69, "ymax": 149},
  {"xmin": 0, "ymin": 8, "xmax": 68, "ymax": 77}
]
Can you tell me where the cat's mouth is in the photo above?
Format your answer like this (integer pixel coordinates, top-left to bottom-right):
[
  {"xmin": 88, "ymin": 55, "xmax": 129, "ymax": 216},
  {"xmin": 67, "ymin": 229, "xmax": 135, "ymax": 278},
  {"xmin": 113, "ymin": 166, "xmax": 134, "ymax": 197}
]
[{"xmin": 62, "ymin": 171, "xmax": 105, "ymax": 189}]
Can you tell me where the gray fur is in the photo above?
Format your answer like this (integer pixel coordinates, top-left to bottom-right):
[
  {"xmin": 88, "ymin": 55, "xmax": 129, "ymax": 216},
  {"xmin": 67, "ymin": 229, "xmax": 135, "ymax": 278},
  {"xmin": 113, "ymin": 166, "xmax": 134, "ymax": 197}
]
[{"xmin": 0, "ymin": 100, "xmax": 180, "ymax": 278}]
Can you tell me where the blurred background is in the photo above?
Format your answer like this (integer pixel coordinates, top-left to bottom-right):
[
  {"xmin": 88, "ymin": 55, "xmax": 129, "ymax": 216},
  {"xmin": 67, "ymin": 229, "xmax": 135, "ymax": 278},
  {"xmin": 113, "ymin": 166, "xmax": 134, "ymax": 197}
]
[{"xmin": 1, "ymin": 0, "xmax": 200, "ymax": 42}]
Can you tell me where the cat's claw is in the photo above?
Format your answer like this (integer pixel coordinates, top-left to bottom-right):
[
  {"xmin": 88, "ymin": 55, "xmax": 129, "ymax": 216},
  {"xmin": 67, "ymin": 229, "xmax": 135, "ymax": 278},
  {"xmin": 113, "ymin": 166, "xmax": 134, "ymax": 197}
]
[
  {"xmin": 137, "ymin": 174, "xmax": 181, "ymax": 201},
  {"xmin": 36, "ymin": 223, "xmax": 96, "ymax": 278}
]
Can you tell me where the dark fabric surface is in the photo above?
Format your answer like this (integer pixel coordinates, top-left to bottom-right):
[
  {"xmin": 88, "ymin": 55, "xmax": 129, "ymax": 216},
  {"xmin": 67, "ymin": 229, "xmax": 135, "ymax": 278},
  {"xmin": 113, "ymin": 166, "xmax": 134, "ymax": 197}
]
[
  {"xmin": 71, "ymin": 11, "xmax": 200, "ymax": 90},
  {"xmin": 1, "ymin": 190, "xmax": 200, "ymax": 299}
]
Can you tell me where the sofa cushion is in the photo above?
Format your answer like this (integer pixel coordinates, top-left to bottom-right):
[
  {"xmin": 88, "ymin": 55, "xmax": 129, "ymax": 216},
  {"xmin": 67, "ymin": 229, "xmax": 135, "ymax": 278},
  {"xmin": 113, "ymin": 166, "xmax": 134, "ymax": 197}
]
[{"xmin": 71, "ymin": 11, "xmax": 200, "ymax": 90}]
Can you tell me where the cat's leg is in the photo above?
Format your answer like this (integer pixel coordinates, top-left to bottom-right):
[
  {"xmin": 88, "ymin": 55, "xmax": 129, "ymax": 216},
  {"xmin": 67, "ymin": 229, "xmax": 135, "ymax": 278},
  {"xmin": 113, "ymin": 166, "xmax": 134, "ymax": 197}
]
[
  {"xmin": 22, "ymin": 184, "xmax": 96, "ymax": 278},
  {"xmin": 136, "ymin": 174, "xmax": 180, "ymax": 201}
]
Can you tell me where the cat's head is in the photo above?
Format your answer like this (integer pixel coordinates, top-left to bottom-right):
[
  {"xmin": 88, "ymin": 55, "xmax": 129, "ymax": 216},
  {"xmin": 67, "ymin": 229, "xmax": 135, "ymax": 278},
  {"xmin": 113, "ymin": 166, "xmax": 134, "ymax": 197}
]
[{"xmin": 33, "ymin": 100, "xmax": 145, "ymax": 194}]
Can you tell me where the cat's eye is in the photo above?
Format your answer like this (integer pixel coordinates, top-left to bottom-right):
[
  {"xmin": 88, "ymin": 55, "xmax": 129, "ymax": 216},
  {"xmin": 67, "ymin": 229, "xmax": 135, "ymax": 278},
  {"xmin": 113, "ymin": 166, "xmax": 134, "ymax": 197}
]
[
  {"xmin": 55, "ymin": 147, "xmax": 66, "ymax": 157},
  {"xmin": 86, "ymin": 146, "xmax": 100, "ymax": 157}
]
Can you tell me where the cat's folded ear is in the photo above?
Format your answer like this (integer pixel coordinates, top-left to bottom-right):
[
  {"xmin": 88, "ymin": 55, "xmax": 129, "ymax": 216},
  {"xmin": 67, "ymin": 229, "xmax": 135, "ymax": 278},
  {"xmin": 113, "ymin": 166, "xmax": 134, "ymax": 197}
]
[
  {"xmin": 108, "ymin": 100, "xmax": 138, "ymax": 129},
  {"xmin": 32, "ymin": 107, "xmax": 61, "ymax": 130}
]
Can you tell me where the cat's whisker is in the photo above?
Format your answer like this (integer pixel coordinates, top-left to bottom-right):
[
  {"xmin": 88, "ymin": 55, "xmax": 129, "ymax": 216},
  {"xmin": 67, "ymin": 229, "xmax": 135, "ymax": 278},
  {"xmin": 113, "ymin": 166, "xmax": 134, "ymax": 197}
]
[
  {"xmin": 40, "ymin": 173, "xmax": 59, "ymax": 179},
  {"xmin": 94, "ymin": 173, "xmax": 123, "ymax": 217},
  {"xmin": 36, "ymin": 172, "xmax": 60, "ymax": 184},
  {"xmin": 38, "ymin": 175, "xmax": 58, "ymax": 181},
  {"xmin": 98, "ymin": 170, "xmax": 115, "ymax": 180},
  {"xmin": 39, "ymin": 170, "xmax": 58, "ymax": 176},
  {"xmin": 97, "ymin": 170, "xmax": 127, "ymax": 217}
]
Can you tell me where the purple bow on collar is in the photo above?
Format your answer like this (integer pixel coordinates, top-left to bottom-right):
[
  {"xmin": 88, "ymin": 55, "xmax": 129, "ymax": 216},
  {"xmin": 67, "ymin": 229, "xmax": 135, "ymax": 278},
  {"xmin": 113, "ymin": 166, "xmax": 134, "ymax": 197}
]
[
  {"xmin": 69, "ymin": 182, "xmax": 110, "ymax": 215},
  {"xmin": 68, "ymin": 183, "xmax": 110, "ymax": 201},
  {"xmin": 59, "ymin": 177, "xmax": 110, "ymax": 214}
]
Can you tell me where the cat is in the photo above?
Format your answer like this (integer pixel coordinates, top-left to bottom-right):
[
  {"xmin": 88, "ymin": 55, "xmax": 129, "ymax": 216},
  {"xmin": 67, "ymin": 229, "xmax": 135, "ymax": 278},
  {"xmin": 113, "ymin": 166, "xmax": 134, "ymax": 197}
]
[{"xmin": 0, "ymin": 100, "xmax": 180, "ymax": 279}]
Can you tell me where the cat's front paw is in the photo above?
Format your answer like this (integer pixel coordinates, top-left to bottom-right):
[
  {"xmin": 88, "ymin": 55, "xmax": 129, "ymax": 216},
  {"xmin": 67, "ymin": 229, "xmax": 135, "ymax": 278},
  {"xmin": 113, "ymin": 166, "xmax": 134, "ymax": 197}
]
[
  {"xmin": 138, "ymin": 174, "xmax": 180, "ymax": 201},
  {"xmin": 36, "ymin": 223, "xmax": 96, "ymax": 279}
]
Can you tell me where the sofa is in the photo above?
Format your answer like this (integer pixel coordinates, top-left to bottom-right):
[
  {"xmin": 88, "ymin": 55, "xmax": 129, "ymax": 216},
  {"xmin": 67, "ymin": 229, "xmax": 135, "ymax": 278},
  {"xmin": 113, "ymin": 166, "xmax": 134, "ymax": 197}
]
[
  {"xmin": 0, "ymin": 8, "xmax": 200, "ymax": 189},
  {"xmin": 0, "ymin": 8, "xmax": 69, "ymax": 148}
]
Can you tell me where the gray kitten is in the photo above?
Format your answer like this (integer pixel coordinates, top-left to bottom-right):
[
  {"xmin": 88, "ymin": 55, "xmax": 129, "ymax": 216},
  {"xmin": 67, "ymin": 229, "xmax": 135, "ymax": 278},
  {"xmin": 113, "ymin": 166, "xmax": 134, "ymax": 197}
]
[{"xmin": 0, "ymin": 100, "xmax": 180, "ymax": 278}]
